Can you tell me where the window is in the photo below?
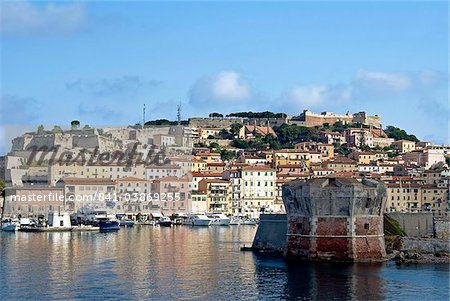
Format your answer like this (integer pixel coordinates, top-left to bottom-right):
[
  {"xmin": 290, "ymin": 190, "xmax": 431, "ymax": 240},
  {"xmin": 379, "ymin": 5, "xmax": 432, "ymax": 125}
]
[{"xmin": 364, "ymin": 223, "xmax": 370, "ymax": 230}]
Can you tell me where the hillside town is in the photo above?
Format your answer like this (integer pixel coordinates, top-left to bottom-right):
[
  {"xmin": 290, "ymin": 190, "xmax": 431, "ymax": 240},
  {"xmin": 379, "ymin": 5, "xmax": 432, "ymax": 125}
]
[{"xmin": 1, "ymin": 109, "xmax": 449, "ymax": 222}]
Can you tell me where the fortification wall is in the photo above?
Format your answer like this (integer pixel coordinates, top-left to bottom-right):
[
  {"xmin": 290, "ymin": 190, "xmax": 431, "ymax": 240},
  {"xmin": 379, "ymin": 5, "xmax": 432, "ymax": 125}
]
[
  {"xmin": 251, "ymin": 214, "xmax": 287, "ymax": 253},
  {"xmin": 283, "ymin": 178, "xmax": 386, "ymax": 261},
  {"xmin": 189, "ymin": 118, "xmax": 244, "ymax": 128}
]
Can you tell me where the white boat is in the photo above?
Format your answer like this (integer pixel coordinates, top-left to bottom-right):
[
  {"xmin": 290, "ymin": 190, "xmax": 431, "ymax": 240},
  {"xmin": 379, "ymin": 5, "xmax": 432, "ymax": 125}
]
[
  {"xmin": 184, "ymin": 214, "xmax": 212, "ymax": 226},
  {"xmin": 206, "ymin": 213, "xmax": 230, "ymax": 226},
  {"xmin": 241, "ymin": 218, "xmax": 258, "ymax": 225},
  {"xmin": 158, "ymin": 216, "xmax": 173, "ymax": 227},
  {"xmin": 1, "ymin": 219, "xmax": 20, "ymax": 232},
  {"xmin": 229, "ymin": 216, "xmax": 241, "ymax": 225}
]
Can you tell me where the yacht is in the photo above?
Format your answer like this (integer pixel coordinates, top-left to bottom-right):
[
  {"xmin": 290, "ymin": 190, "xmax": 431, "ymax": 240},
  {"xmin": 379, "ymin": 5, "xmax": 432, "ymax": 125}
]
[
  {"xmin": 119, "ymin": 219, "xmax": 135, "ymax": 228},
  {"xmin": 158, "ymin": 216, "xmax": 173, "ymax": 227},
  {"xmin": 98, "ymin": 217, "xmax": 120, "ymax": 231},
  {"xmin": 229, "ymin": 216, "xmax": 241, "ymax": 225},
  {"xmin": 206, "ymin": 213, "xmax": 230, "ymax": 226},
  {"xmin": 184, "ymin": 214, "xmax": 212, "ymax": 226},
  {"xmin": 241, "ymin": 218, "xmax": 258, "ymax": 225}
]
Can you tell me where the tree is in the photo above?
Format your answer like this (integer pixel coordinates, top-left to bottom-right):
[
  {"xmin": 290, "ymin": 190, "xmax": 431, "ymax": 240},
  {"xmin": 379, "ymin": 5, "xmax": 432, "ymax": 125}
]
[
  {"xmin": 209, "ymin": 142, "xmax": 219, "ymax": 150},
  {"xmin": 37, "ymin": 125, "xmax": 45, "ymax": 135},
  {"xmin": 230, "ymin": 123, "xmax": 243, "ymax": 136},
  {"xmin": 0, "ymin": 179, "xmax": 5, "ymax": 192},
  {"xmin": 232, "ymin": 139, "xmax": 250, "ymax": 149},
  {"xmin": 52, "ymin": 125, "xmax": 62, "ymax": 133},
  {"xmin": 446, "ymin": 157, "xmax": 450, "ymax": 167},
  {"xmin": 385, "ymin": 126, "xmax": 419, "ymax": 142},
  {"xmin": 220, "ymin": 149, "xmax": 236, "ymax": 162},
  {"xmin": 71, "ymin": 120, "xmax": 80, "ymax": 130},
  {"xmin": 83, "ymin": 125, "xmax": 91, "ymax": 129},
  {"xmin": 209, "ymin": 112, "xmax": 223, "ymax": 118}
]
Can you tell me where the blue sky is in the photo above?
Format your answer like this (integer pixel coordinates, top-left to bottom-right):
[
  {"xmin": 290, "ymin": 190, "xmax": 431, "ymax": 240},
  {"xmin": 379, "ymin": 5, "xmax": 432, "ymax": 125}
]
[{"xmin": 0, "ymin": 0, "xmax": 448, "ymax": 153}]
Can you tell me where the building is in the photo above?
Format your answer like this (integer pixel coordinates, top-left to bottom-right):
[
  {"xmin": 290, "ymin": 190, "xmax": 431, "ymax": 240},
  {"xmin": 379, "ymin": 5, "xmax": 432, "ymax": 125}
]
[
  {"xmin": 146, "ymin": 164, "xmax": 183, "ymax": 180},
  {"xmin": 238, "ymin": 125, "xmax": 277, "ymax": 140},
  {"xmin": 198, "ymin": 179, "xmax": 230, "ymax": 213},
  {"xmin": 404, "ymin": 148, "xmax": 445, "ymax": 168},
  {"xmin": 2, "ymin": 186, "xmax": 65, "ymax": 218},
  {"xmin": 325, "ymin": 157, "xmax": 358, "ymax": 173},
  {"xmin": 319, "ymin": 131, "xmax": 346, "ymax": 145},
  {"xmin": 385, "ymin": 182, "xmax": 448, "ymax": 215},
  {"xmin": 115, "ymin": 177, "xmax": 154, "ymax": 220},
  {"xmin": 56, "ymin": 178, "xmax": 116, "ymax": 212},
  {"xmin": 151, "ymin": 175, "xmax": 191, "ymax": 215},
  {"xmin": 283, "ymin": 177, "xmax": 387, "ymax": 261},
  {"xmin": 344, "ymin": 128, "xmax": 374, "ymax": 148},
  {"xmin": 392, "ymin": 140, "xmax": 416, "ymax": 153},
  {"xmin": 241, "ymin": 166, "xmax": 276, "ymax": 218},
  {"xmin": 295, "ymin": 142, "xmax": 335, "ymax": 160}
]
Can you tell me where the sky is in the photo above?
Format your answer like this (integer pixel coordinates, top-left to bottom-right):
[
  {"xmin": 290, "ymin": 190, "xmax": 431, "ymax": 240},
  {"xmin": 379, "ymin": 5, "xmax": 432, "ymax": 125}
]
[{"xmin": 0, "ymin": 0, "xmax": 448, "ymax": 154}]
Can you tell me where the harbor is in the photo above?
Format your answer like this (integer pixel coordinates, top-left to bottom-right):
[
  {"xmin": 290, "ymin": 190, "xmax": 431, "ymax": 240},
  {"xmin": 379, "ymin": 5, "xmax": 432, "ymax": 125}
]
[{"xmin": 0, "ymin": 226, "xmax": 448, "ymax": 300}]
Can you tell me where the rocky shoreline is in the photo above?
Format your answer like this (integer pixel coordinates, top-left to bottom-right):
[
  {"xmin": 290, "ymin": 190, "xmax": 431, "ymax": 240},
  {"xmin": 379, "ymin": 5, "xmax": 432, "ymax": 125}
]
[{"xmin": 388, "ymin": 250, "xmax": 450, "ymax": 264}]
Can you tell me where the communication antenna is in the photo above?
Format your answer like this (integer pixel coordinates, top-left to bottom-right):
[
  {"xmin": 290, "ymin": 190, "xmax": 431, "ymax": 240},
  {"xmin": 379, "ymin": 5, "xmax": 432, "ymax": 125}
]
[
  {"xmin": 177, "ymin": 103, "xmax": 181, "ymax": 125},
  {"xmin": 143, "ymin": 104, "xmax": 146, "ymax": 128}
]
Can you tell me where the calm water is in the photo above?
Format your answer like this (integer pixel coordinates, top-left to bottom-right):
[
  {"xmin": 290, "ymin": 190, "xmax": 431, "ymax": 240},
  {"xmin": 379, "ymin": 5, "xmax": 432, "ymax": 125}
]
[{"xmin": 0, "ymin": 226, "xmax": 448, "ymax": 301}]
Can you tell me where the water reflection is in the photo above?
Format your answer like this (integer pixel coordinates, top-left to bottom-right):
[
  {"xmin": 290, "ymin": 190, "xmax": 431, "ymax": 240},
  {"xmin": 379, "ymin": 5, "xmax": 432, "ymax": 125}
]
[{"xmin": 0, "ymin": 227, "xmax": 448, "ymax": 301}]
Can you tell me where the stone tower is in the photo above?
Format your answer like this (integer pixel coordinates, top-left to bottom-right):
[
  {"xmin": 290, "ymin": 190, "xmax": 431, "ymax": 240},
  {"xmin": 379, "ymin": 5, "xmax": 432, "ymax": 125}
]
[{"xmin": 282, "ymin": 177, "xmax": 387, "ymax": 262}]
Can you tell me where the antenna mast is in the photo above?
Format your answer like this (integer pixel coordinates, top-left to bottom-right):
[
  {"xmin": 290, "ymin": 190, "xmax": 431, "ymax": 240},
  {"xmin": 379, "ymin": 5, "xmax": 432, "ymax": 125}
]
[
  {"xmin": 177, "ymin": 103, "xmax": 181, "ymax": 125},
  {"xmin": 143, "ymin": 104, "xmax": 146, "ymax": 128}
]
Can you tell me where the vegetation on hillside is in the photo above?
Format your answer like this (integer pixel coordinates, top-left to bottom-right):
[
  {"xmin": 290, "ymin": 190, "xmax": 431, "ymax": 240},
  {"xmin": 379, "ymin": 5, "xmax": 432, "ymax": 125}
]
[
  {"xmin": 144, "ymin": 119, "xmax": 188, "ymax": 126},
  {"xmin": 385, "ymin": 126, "xmax": 419, "ymax": 142}
]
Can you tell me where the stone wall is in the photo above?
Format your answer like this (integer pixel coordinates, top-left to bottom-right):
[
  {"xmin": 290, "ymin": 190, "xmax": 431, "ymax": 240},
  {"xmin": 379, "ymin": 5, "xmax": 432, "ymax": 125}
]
[
  {"xmin": 435, "ymin": 218, "xmax": 450, "ymax": 240},
  {"xmin": 400, "ymin": 237, "xmax": 449, "ymax": 253},
  {"xmin": 386, "ymin": 213, "xmax": 434, "ymax": 237},
  {"xmin": 251, "ymin": 214, "xmax": 287, "ymax": 253},
  {"xmin": 283, "ymin": 177, "xmax": 387, "ymax": 261}
]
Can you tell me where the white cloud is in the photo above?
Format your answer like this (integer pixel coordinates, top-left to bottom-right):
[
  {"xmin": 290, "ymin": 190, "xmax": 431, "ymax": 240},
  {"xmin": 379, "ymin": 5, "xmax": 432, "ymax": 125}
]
[
  {"xmin": 66, "ymin": 76, "xmax": 161, "ymax": 96},
  {"xmin": 0, "ymin": 1, "xmax": 87, "ymax": 36},
  {"xmin": 211, "ymin": 71, "xmax": 251, "ymax": 101},
  {"xmin": 189, "ymin": 71, "xmax": 252, "ymax": 108},
  {"xmin": 282, "ymin": 84, "xmax": 351, "ymax": 111},
  {"xmin": 354, "ymin": 70, "xmax": 412, "ymax": 93}
]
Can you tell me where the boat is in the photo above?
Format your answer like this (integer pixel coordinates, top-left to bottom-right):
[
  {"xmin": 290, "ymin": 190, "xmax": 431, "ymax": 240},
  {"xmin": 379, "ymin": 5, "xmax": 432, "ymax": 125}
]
[
  {"xmin": 1, "ymin": 218, "xmax": 20, "ymax": 232},
  {"xmin": 206, "ymin": 213, "xmax": 230, "ymax": 226},
  {"xmin": 241, "ymin": 218, "xmax": 258, "ymax": 225},
  {"xmin": 184, "ymin": 214, "xmax": 212, "ymax": 226},
  {"xmin": 158, "ymin": 216, "xmax": 173, "ymax": 227},
  {"xmin": 119, "ymin": 219, "xmax": 135, "ymax": 228},
  {"xmin": 229, "ymin": 216, "xmax": 241, "ymax": 225},
  {"xmin": 98, "ymin": 218, "xmax": 120, "ymax": 231}
]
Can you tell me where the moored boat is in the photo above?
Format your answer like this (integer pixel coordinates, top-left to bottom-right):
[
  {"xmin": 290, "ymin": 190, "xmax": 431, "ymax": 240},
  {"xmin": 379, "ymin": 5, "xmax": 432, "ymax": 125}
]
[
  {"xmin": 185, "ymin": 214, "xmax": 212, "ymax": 226},
  {"xmin": 98, "ymin": 218, "xmax": 120, "ymax": 231},
  {"xmin": 206, "ymin": 213, "xmax": 230, "ymax": 226},
  {"xmin": 119, "ymin": 219, "xmax": 135, "ymax": 228},
  {"xmin": 1, "ymin": 218, "xmax": 20, "ymax": 232},
  {"xmin": 158, "ymin": 216, "xmax": 173, "ymax": 227}
]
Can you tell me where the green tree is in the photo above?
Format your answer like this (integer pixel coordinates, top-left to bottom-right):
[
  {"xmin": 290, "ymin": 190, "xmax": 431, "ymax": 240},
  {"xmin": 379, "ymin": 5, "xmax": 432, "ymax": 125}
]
[
  {"xmin": 209, "ymin": 112, "xmax": 223, "ymax": 118},
  {"xmin": 230, "ymin": 123, "xmax": 243, "ymax": 136},
  {"xmin": 220, "ymin": 149, "xmax": 236, "ymax": 162},
  {"xmin": 0, "ymin": 179, "xmax": 5, "ymax": 192},
  {"xmin": 52, "ymin": 125, "xmax": 62, "ymax": 133},
  {"xmin": 385, "ymin": 126, "xmax": 419, "ymax": 142},
  {"xmin": 232, "ymin": 139, "xmax": 250, "ymax": 149},
  {"xmin": 446, "ymin": 157, "xmax": 450, "ymax": 166},
  {"xmin": 209, "ymin": 142, "xmax": 219, "ymax": 150},
  {"xmin": 71, "ymin": 120, "xmax": 80, "ymax": 129},
  {"xmin": 37, "ymin": 125, "xmax": 45, "ymax": 135}
]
